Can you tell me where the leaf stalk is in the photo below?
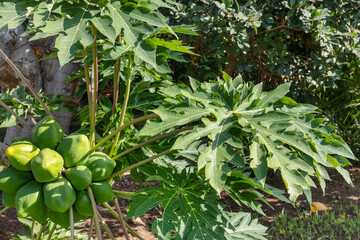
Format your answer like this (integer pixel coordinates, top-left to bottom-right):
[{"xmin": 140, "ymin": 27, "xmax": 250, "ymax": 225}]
[
  {"xmin": 109, "ymin": 149, "xmax": 172, "ymax": 179},
  {"xmin": 87, "ymin": 186, "xmax": 103, "ymax": 240},
  {"xmin": 36, "ymin": 222, "xmax": 47, "ymax": 240},
  {"xmin": 90, "ymin": 25, "xmax": 99, "ymax": 148},
  {"xmin": 102, "ymin": 202, "xmax": 144, "ymax": 240},
  {"xmin": 0, "ymin": 100, "xmax": 32, "ymax": 131},
  {"xmin": 70, "ymin": 206, "xmax": 75, "ymax": 240},
  {"xmin": 83, "ymin": 49, "xmax": 94, "ymax": 145},
  {"xmin": 97, "ymin": 210, "xmax": 115, "ymax": 240},
  {"xmin": 114, "ymin": 198, "xmax": 130, "ymax": 240},
  {"xmin": 90, "ymin": 114, "xmax": 158, "ymax": 152},
  {"xmin": 0, "ymin": 206, "xmax": 9, "ymax": 215},
  {"xmin": 113, "ymin": 126, "xmax": 194, "ymax": 160},
  {"xmin": 109, "ymin": 53, "xmax": 133, "ymax": 157},
  {"xmin": 46, "ymin": 223, "xmax": 57, "ymax": 240}
]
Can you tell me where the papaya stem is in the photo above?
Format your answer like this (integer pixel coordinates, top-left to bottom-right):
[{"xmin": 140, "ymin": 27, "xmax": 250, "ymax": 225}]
[
  {"xmin": 0, "ymin": 206, "xmax": 9, "ymax": 215},
  {"xmin": 108, "ymin": 149, "xmax": 172, "ymax": 180},
  {"xmin": 83, "ymin": 49, "xmax": 93, "ymax": 145},
  {"xmin": 114, "ymin": 198, "xmax": 130, "ymax": 240},
  {"xmin": 113, "ymin": 126, "xmax": 194, "ymax": 160},
  {"xmin": 0, "ymin": 48, "xmax": 52, "ymax": 117},
  {"xmin": 90, "ymin": 114, "xmax": 158, "ymax": 152},
  {"xmin": 90, "ymin": 25, "xmax": 99, "ymax": 148},
  {"xmin": 87, "ymin": 186, "xmax": 103, "ymax": 240},
  {"xmin": 97, "ymin": 210, "xmax": 115, "ymax": 240},
  {"xmin": 109, "ymin": 53, "xmax": 133, "ymax": 157},
  {"xmin": 0, "ymin": 100, "xmax": 32, "ymax": 131},
  {"xmin": 46, "ymin": 223, "xmax": 57, "ymax": 240},
  {"xmin": 70, "ymin": 206, "xmax": 75, "ymax": 240},
  {"xmin": 36, "ymin": 221, "xmax": 47, "ymax": 240},
  {"xmin": 102, "ymin": 202, "xmax": 144, "ymax": 240}
]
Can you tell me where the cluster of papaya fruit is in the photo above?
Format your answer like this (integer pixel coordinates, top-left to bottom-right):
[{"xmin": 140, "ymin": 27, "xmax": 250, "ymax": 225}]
[{"xmin": 0, "ymin": 116, "xmax": 116, "ymax": 228}]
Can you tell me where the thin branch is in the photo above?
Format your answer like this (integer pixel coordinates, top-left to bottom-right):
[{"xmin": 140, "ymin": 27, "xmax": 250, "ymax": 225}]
[
  {"xmin": 90, "ymin": 114, "xmax": 158, "ymax": 152},
  {"xmin": 0, "ymin": 100, "xmax": 32, "ymax": 131},
  {"xmin": 255, "ymin": 24, "xmax": 288, "ymax": 36},
  {"xmin": 114, "ymin": 198, "xmax": 130, "ymax": 240},
  {"xmin": 87, "ymin": 187, "xmax": 103, "ymax": 240},
  {"xmin": 97, "ymin": 210, "xmax": 115, "ymax": 240},
  {"xmin": 110, "ymin": 53, "xmax": 133, "ymax": 157},
  {"xmin": 0, "ymin": 48, "xmax": 52, "ymax": 116},
  {"xmin": 109, "ymin": 149, "xmax": 172, "ymax": 180},
  {"xmin": 113, "ymin": 126, "xmax": 194, "ymax": 160}
]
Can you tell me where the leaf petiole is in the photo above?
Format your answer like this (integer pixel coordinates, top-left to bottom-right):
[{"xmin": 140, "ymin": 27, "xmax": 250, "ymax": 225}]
[{"xmin": 90, "ymin": 114, "xmax": 158, "ymax": 152}]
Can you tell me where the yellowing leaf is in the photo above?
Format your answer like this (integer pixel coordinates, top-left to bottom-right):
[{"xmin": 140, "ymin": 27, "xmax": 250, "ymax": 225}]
[{"xmin": 310, "ymin": 201, "xmax": 332, "ymax": 212}]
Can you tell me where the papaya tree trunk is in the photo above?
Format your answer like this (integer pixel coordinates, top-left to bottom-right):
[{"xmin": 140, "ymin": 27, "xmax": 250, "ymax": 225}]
[{"xmin": 0, "ymin": 26, "xmax": 82, "ymax": 145}]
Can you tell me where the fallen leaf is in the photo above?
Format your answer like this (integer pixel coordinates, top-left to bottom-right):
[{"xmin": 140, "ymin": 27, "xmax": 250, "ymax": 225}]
[{"xmin": 310, "ymin": 202, "xmax": 332, "ymax": 212}]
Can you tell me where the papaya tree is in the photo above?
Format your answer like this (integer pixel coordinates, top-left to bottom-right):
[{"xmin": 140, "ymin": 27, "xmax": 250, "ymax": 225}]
[{"xmin": 0, "ymin": 0, "xmax": 357, "ymax": 239}]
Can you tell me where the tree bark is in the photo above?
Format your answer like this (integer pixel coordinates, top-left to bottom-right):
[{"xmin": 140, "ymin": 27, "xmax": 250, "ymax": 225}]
[{"xmin": 0, "ymin": 26, "xmax": 82, "ymax": 145}]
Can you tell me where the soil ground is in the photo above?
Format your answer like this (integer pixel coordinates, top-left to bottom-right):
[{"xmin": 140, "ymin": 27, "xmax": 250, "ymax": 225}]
[{"xmin": 1, "ymin": 162, "xmax": 360, "ymax": 239}]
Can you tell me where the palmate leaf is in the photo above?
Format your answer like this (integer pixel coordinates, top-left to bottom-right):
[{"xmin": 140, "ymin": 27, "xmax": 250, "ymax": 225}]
[
  {"xmin": 127, "ymin": 166, "xmax": 267, "ymax": 240},
  {"xmin": 104, "ymin": 1, "xmax": 172, "ymax": 68},
  {"xmin": 32, "ymin": 1, "xmax": 56, "ymax": 28},
  {"xmin": 0, "ymin": 0, "xmax": 29, "ymax": 31},
  {"xmin": 224, "ymin": 212, "xmax": 267, "ymax": 240},
  {"xmin": 1, "ymin": 0, "xmax": 176, "ymax": 67},
  {"xmin": 140, "ymin": 73, "xmax": 356, "ymax": 202},
  {"xmin": 42, "ymin": 1, "xmax": 96, "ymax": 66}
]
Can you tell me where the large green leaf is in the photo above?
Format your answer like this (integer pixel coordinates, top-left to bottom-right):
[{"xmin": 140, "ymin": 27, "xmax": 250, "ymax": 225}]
[
  {"xmin": 0, "ymin": 0, "xmax": 28, "ymax": 31},
  {"xmin": 141, "ymin": 74, "xmax": 356, "ymax": 202},
  {"xmin": 90, "ymin": 11, "xmax": 117, "ymax": 43},
  {"xmin": 42, "ymin": 1, "xmax": 94, "ymax": 66},
  {"xmin": 128, "ymin": 166, "xmax": 267, "ymax": 240},
  {"xmin": 225, "ymin": 212, "xmax": 267, "ymax": 240},
  {"xmin": 33, "ymin": 1, "xmax": 55, "ymax": 28}
]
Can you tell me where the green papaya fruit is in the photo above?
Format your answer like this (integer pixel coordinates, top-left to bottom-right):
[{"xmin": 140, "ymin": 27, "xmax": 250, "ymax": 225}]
[
  {"xmin": 64, "ymin": 166, "xmax": 92, "ymax": 191},
  {"xmin": 2, "ymin": 192, "xmax": 16, "ymax": 208},
  {"xmin": 48, "ymin": 210, "xmax": 70, "ymax": 228},
  {"xmin": 90, "ymin": 181, "xmax": 114, "ymax": 203},
  {"xmin": 56, "ymin": 133, "xmax": 90, "ymax": 168},
  {"xmin": 85, "ymin": 152, "xmax": 116, "ymax": 181},
  {"xmin": 74, "ymin": 190, "xmax": 94, "ymax": 217},
  {"xmin": 0, "ymin": 167, "xmax": 33, "ymax": 193},
  {"xmin": 32, "ymin": 116, "xmax": 63, "ymax": 149},
  {"xmin": 5, "ymin": 141, "xmax": 40, "ymax": 171},
  {"xmin": 15, "ymin": 180, "xmax": 48, "ymax": 224},
  {"xmin": 11, "ymin": 136, "xmax": 33, "ymax": 144},
  {"xmin": 31, "ymin": 148, "xmax": 64, "ymax": 183},
  {"xmin": 44, "ymin": 177, "xmax": 76, "ymax": 213}
]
